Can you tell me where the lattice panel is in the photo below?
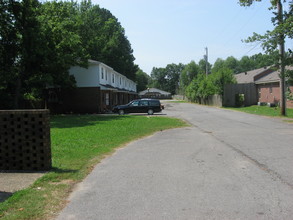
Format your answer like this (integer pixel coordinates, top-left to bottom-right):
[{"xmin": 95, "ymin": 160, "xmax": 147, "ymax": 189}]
[{"xmin": 0, "ymin": 110, "xmax": 51, "ymax": 171}]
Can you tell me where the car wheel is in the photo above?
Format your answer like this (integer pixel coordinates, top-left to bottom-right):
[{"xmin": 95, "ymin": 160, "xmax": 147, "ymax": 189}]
[
  {"xmin": 147, "ymin": 109, "xmax": 154, "ymax": 115},
  {"xmin": 118, "ymin": 109, "xmax": 125, "ymax": 115}
]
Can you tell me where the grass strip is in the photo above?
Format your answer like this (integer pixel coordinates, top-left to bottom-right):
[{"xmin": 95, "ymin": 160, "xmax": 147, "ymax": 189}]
[
  {"xmin": 166, "ymin": 100, "xmax": 189, "ymax": 103},
  {"xmin": 0, "ymin": 115, "xmax": 187, "ymax": 220},
  {"xmin": 224, "ymin": 105, "xmax": 293, "ymax": 119}
]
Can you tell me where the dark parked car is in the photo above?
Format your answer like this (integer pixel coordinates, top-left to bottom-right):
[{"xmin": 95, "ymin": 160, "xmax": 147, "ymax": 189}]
[{"xmin": 113, "ymin": 99, "xmax": 164, "ymax": 115}]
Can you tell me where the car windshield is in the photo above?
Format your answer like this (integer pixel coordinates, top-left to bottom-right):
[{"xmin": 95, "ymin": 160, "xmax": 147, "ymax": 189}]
[{"xmin": 129, "ymin": 101, "xmax": 139, "ymax": 106}]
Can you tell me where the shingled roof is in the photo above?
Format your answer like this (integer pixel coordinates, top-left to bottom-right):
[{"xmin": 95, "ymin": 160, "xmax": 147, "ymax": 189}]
[
  {"xmin": 235, "ymin": 67, "xmax": 274, "ymax": 84},
  {"xmin": 255, "ymin": 66, "xmax": 293, "ymax": 84}
]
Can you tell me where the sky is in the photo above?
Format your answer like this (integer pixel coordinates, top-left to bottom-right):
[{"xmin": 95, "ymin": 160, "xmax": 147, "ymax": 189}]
[{"xmin": 93, "ymin": 0, "xmax": 292, "ymax": 75}]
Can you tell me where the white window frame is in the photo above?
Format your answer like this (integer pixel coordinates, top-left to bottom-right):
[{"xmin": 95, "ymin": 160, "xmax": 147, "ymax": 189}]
[{"xmin": 101, "ymin": 67, "xmax": 104, "ymax": 79}]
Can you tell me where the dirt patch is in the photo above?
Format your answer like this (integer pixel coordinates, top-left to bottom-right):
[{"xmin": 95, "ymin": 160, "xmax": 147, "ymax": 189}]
[{"xmin": 49, "ymin": 179, "xmax": 75, "ymax": 185}]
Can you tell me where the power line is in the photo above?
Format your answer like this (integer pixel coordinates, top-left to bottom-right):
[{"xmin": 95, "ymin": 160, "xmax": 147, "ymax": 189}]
[
  {"xmin": 216, "ymin": 1, "xmax": 268, "ymax": 58},
  {"xmin": 243, "ymin": 41, "xmax": 262, "ymax": 56}
]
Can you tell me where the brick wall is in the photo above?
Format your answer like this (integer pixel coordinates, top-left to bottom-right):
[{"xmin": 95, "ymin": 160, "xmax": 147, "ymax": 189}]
[
  {"xmin": 0, "ymin": 110, "xmax": 51, "ymax": 171},
  {"xmin": 257, "ymin": 83, "xmax": 280, "ymax": 104},
  {"xmin": 258, "ymin": 84, "xmax": 293, "ymax": 108},
  {"xmin": 48, "ymin": 87, "xmax": 101, "ymax": 114}
]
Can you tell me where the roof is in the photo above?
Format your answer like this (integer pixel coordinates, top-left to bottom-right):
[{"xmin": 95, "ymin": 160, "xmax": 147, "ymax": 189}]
[
  {"xmin": 235, "ymin": 67, "xmax": 273, "ymax": 84},
  {"xmin": 235, "ymin": 66, "xmax": 293, "ymax": 85},
  {"xmin": 255, "ymin": 70, "xmax": 280, "ymax": 84},
  {"xmin": 255, "ymin": 66, "xmax": 293, "ymax": 84},
  {"xmin": 138, "ymin": 88, "xmax": 171, "ymax": 95},
  {"xmin": 88, "ymin": 59, "xmax": 113, "ymax": 70}
]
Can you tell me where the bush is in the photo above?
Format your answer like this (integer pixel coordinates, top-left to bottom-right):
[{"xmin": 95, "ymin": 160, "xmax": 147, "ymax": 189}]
[{"xmin": 185, "ymin": 67, "xmax": 236, "ymax": 103}]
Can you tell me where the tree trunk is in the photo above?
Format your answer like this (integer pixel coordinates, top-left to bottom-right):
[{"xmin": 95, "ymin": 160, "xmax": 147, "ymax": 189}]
[{"xmin": 277, "ymin": 0, "xmax": 286, "ymax": 116}]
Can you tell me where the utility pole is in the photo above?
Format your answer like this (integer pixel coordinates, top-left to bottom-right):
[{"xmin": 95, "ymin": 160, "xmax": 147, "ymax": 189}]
[
  {"xmin": 277, "ymin": 0, "xmax": 286, "ymax": 116},
  {"xmin": 204, "ymin": 47, "xmax": 208, "ymax": 76}
]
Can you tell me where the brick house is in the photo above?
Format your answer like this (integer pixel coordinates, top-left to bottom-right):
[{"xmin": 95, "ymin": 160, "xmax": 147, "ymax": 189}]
[
  {"xmin": 233, "ymin": 66, "xmax": 293, "ymax": 108},
  {"xmin": 47, "ymin": 60, "xmax": 137, "ymax": 113},
  {"xmin": 254, "ymin": 67, "xmax": 293, "ymax": 108}
]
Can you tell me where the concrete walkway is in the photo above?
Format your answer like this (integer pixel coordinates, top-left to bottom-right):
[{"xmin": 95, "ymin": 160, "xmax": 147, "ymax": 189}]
[{"xmin": 0, "ymin": 172, "xmax": 44, "ymax": 202}]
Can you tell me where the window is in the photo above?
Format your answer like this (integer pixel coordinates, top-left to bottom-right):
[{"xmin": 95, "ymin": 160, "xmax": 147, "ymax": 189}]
[
  {"xmin": 130, "ymin": 101, "xmax": 139, "ymax": 106},
  {"xmin": 120, "ymin": 77, "xmax": 122, "ymax": 85},
  {"xmin": 101, "ymin": 68, "xmax": 104, "ymax": 79},
  {"xmin": 139, "ymin": 100, "xmax": 148, "ymax": 106},
  {"xmin": 149, "ymin": 101, "xmax": 160, "ymax": 106},
  {"xmin": 112, "ymin": 74, "xmax": 115, "ymax": 83}
]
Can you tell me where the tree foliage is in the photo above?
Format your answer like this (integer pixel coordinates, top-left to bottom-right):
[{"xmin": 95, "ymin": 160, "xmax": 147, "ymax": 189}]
[
  {"xmin": 0, "ymin": 0, "xmax": 137, "ymax": 109},
  {"xmin": 198, "ymin": 58, "xmax": 212, "ymax": 74},
  {"xmin": 77, "ymin": 1, "xmax": 138, "ymax": 79},
  {"xmin": 38, "ymin": 0, "xmax": 88, "ymax": 86},
  {"xmin": 179, "ymin": 61, "xmax": 200, "ymax": 93},
  {"xmin": 0, "ymin": 0, "xmax": 50, "ymax": 108},
  {"xmin": 149, "ymin": 52, "xmax": 276, "ymax": 102},
  {"xmin": 135, "ymin": 69, "xmax": 151, "ymax": 92},
  {"xmin": 150, "ymin": 63, "xmax": 184, "ymax": 95},
  {"xmin": 185, "ymin": 68, "xmax": 236, "ymax": 102},
  {"xmin": 239, "ymin": 0, "xmax": 292, "ymax": 114},
  {"xmin": 239, "ymin": 0, "xmax": 292, "ymax": 66},
  {"xmin": 211, "ymin": 53, "xmax": 277, "ymax": 74},
  {"xmin": 0, "ymin": 0, "xmax": 21, "ymax": 107}
]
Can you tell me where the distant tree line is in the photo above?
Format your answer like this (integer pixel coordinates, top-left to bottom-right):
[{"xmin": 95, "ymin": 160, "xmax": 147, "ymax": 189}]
[
  {"xmin": 0, "ymin": 0, "xmax": 137, "ymax": 109},
  {"xmin": 139, "ymin": 53, "xmax": 280, "ymax": 98}
]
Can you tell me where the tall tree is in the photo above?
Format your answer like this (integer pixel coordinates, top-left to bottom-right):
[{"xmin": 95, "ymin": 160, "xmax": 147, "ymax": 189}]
[
  {"xmin": 150, "ymin": 67, "xmax": 167, "ymax": 91},
  {"xmin": 38, "ymin": 0, "xmax": 88, "ymax": 86},
  {"xmin": 249, "ymin": 52, "xmax": 278, "ymax": 69},
  {"xmin": 180, "ymin": 61, "xmax": 200, "ymax": 93},
  {"xmin": 150, "ymin": 63, "xmax": 184, "ymax": 95},
  {"xmin": 135, "ymin": 69, "xmax": 150, "ymax": 92},
  {"xmin": 0, "ymin": 0, "xmax": 90, "ymax": 109},
  {"xmin": 212, "ymin": 67, "xmax": 237, "ymax": 95},
  {"xmin": 239, "ymin": 0, "xmax": 292, "ymax": 115},
  {"xmin": 238, "ymin": 56, "xmax": 255, "ymax": 72},
  {"xmin": 0, "ymin": 0, "xmax": 51, "ymax": 108},
  {"xmin": 211, "ymin": 58, "xmax": 226, "ymax": 73},
  {"xmin": 224, "ymin": 56, "xmax": 240, "ymax": 73},
  {"xmin": 164, "ymin": 63, "xmax": 185, "ymax": 95},
  {"xmin": 78, "ymin": 0, "xmax": 137, "ymax": 80},
  {"xmin": 0, "ymin": 0, "xmax": 21, "ymax": 108},
  {"xmin": 198, "ymin": 59, "xmax": 212, "ymax": 75}
]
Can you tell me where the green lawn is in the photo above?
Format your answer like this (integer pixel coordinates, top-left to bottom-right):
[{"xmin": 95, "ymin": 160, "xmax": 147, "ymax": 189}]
[
  {"xmin": 224, "ymin": 105, "xmax": 293, "ymax": 119},
  {"xmin": 0, "ymin": 115, "xmax": 187, "ymax": 220}
]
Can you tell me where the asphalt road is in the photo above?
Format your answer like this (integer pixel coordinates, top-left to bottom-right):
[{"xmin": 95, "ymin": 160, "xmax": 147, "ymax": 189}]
[{"xmin": 57, "ymin": 102, "xmax": 293, "ymax": 220}]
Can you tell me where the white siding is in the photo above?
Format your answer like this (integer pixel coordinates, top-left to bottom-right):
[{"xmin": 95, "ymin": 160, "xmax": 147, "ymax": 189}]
[
  {"xmin": 100, "ymin": 64, "xmax": 113, "ymax": 85},
  {"xmin": 70, "ymin": 60, "xmax": 136, "ymax": 92},
  {"xmin": 69, "ymin": 65, "xmax": 99, "ymax": 87}
]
